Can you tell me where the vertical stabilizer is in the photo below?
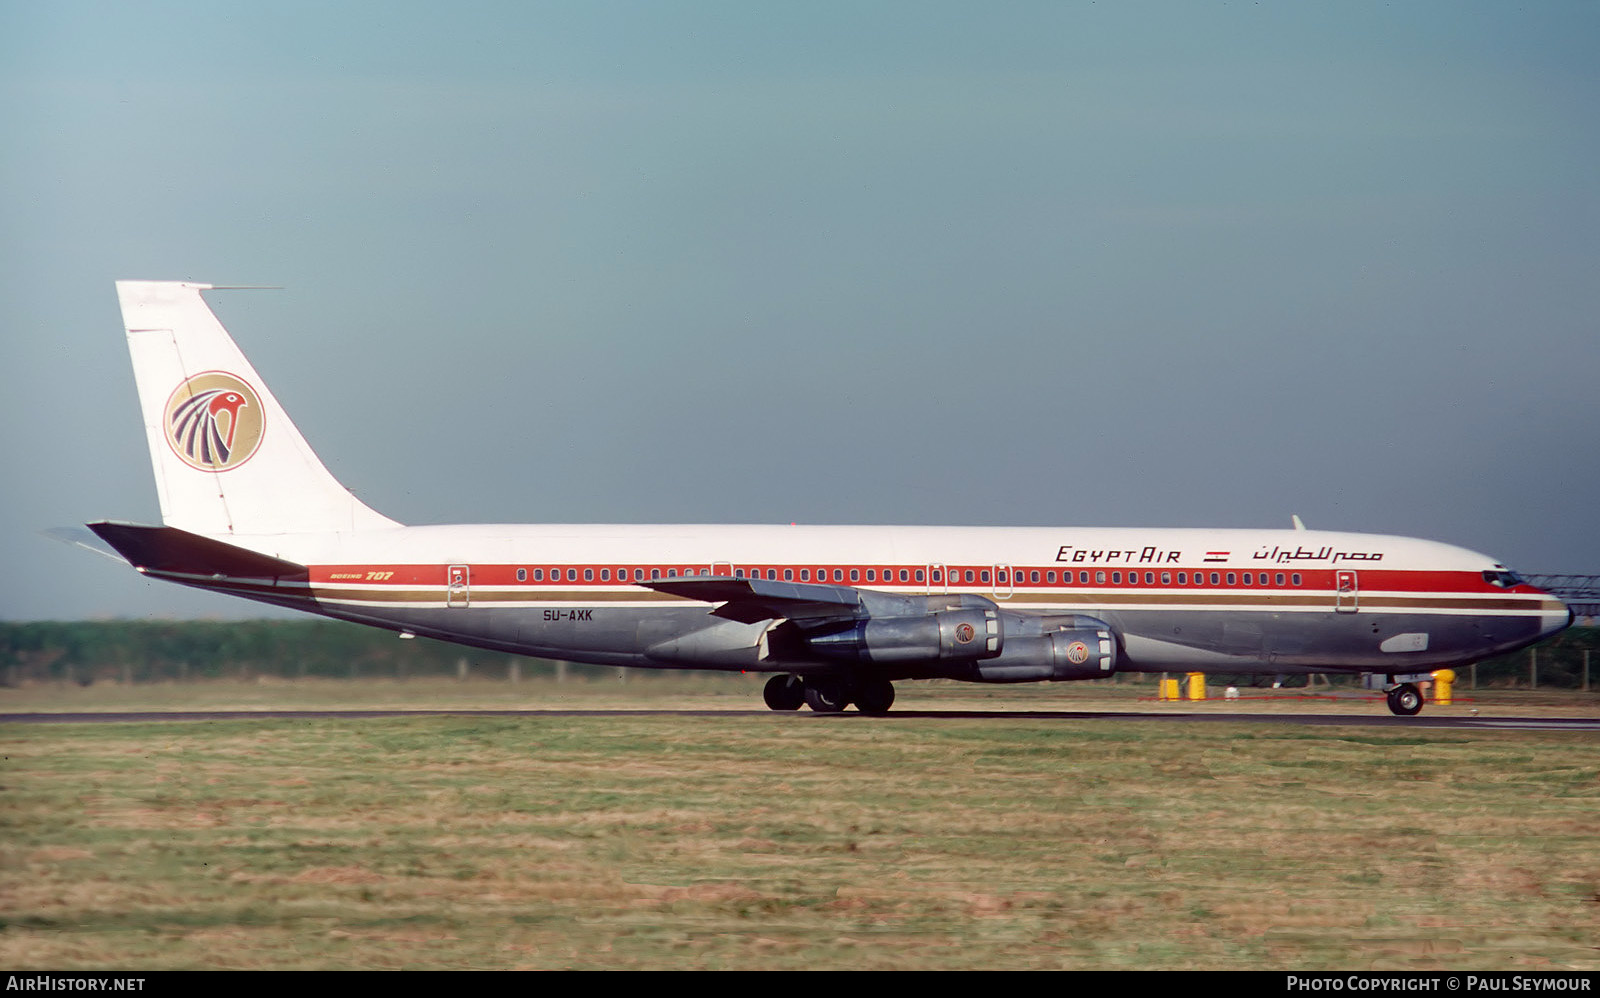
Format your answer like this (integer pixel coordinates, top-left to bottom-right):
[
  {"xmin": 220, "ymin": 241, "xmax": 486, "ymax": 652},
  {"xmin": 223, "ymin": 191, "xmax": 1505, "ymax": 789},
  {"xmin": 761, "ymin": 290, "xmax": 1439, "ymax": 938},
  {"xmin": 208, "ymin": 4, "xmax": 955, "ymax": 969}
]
[{"xmin": 115, "ymin": 281, "xmax": 400, "ymax": 536}]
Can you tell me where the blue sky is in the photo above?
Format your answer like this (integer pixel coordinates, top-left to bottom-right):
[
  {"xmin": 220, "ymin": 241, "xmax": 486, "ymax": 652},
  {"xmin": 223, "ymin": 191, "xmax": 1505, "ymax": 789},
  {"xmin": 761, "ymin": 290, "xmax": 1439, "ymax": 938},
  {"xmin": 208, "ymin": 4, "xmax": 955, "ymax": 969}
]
[{"xmin": 3, "ymin": 1, "xmax": 1597, "ymax": 619}]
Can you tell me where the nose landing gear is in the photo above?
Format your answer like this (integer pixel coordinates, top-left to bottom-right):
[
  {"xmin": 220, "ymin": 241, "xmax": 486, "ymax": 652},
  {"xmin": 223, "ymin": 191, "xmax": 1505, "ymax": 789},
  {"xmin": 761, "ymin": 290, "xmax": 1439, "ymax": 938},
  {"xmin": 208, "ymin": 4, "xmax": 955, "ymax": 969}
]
[{"xmin": 1385, "ymin": 682, "xmax": 1424, "ymax": 716}]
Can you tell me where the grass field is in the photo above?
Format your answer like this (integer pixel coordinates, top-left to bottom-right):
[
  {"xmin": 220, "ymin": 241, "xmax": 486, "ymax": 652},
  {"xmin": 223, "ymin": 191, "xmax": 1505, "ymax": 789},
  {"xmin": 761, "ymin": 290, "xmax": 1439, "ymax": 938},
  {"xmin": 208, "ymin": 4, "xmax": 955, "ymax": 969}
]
[{"xmin": 3, "ymin": 678, "xmax": 1598, "ymax": 970}]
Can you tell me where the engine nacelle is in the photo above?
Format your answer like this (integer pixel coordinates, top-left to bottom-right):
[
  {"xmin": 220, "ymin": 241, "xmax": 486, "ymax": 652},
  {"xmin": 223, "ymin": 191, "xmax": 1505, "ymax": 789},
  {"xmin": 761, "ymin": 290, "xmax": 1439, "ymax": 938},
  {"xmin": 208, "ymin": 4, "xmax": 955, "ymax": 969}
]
[
  {"xmin": 972, "ymin": 622, "xmax": 1118, "ymax": 683},
  {"xmin": 804, "ymin": 607, "xmax": 1001, "ymax": 663}
]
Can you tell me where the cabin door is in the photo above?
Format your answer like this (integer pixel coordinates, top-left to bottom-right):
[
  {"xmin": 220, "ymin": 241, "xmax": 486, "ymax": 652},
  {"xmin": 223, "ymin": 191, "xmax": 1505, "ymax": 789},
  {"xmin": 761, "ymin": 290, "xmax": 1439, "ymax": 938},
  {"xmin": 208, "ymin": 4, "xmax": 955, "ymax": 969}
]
[
  {"xmin": 447, "ymin": 565, "xmax": 470, "ymax": 608},
  {"xmin": 1334, "ymin": 570, "xmax": 1358, "ymax": 613},
  {"xmin": 993, "ymin": 565, "xmax": 1015, "ymax": 600}
]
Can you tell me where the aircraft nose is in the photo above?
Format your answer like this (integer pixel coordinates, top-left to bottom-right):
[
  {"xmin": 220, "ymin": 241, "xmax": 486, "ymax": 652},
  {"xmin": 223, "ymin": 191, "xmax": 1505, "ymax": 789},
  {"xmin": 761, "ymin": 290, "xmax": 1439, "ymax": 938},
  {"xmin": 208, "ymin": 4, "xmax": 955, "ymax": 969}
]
[{"xmin": 1537, "ymin": 592, "xmax": 1574, "ymax": 640}]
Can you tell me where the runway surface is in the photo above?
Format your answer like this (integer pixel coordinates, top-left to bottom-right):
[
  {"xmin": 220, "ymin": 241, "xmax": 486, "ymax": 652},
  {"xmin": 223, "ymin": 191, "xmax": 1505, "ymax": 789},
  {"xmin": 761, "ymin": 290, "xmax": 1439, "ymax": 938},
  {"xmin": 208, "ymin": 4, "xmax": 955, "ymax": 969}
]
[{"xmin": 3, "ymin": 709, "xmax": 1597, "ymax": 730}]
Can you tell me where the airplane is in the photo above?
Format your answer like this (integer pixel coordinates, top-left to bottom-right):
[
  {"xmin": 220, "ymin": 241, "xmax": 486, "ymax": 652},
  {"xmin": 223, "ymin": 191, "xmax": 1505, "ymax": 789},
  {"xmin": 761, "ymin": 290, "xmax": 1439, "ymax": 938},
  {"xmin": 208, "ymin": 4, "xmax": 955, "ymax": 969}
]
[{"xmin": 87, "ymin": 281, "xmax": 1573, "ymax": 716}]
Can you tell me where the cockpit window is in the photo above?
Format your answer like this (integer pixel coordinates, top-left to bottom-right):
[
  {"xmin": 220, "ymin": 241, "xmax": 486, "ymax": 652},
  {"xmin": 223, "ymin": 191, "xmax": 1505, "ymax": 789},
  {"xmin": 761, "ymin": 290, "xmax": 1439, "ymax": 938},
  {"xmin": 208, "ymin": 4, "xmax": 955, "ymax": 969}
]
[{"xmin": 1482, "ymin": 569, "xmax": 1524, "ymax": 588}]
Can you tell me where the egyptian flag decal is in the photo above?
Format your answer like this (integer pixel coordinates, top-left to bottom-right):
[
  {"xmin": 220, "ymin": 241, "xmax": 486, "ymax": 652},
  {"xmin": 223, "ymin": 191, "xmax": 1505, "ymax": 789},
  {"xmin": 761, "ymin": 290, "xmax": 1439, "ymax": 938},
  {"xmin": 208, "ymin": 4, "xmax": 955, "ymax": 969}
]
[{"xmin": 163, "ymin": 371, "xmax": 265, "ymax": 472}]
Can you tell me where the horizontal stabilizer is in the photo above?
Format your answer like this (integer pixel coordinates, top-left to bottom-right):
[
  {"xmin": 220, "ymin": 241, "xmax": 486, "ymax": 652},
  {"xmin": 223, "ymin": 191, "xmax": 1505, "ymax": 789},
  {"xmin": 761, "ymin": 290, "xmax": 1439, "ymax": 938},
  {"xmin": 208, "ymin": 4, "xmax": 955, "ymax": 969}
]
[
  {"xmin": 640, "ymin": 575, "xmax": 866, "ymax": 624},
  {"xmin": 87, "ymin": 521, "xmax": 308, "ymax": 581}
]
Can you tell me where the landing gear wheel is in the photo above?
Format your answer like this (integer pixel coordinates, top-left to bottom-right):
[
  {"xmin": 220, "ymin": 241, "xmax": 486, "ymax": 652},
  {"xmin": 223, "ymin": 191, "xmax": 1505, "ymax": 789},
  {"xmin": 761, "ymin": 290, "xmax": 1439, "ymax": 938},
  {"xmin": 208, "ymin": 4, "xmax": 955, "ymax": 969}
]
[
  {"xmin": 1386, "ymin": 683, "xmax": 1424, "ymax": 716},
  {"xmin": 853, "ymin": 678, "xmax": 896, "ymax": 714},
  {"xmin": 762, "ymin": 674, "xmax": 806, "ymax": 711},
  {"xmin": 804, "ymin": 678, "xmax": 851, "ymax": 713}
]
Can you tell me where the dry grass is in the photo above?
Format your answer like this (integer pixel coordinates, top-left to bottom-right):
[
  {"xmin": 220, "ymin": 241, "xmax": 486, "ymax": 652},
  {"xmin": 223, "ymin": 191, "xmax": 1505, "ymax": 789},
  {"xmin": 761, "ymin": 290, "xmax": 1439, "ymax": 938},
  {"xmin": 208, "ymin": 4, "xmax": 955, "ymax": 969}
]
[{"xmin": 2, "ymin": 684, "xmax": 1598, "ymax": 970}]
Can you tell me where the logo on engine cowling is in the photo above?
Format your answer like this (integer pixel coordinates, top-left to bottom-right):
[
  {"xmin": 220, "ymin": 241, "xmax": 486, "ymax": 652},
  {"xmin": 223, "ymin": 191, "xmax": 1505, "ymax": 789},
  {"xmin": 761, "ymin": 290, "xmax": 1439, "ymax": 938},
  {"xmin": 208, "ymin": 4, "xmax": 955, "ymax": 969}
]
[
  {"xmin": 164, "ymin": 371, "xmax": 265, "ymax": 472},
  {"xmin": 1065, "ymin": 641, "xmax": 1090, "ymax": 664},
  {"xmin": 955, "ymin": 622, "xmax": 976, "ymax": 644}
]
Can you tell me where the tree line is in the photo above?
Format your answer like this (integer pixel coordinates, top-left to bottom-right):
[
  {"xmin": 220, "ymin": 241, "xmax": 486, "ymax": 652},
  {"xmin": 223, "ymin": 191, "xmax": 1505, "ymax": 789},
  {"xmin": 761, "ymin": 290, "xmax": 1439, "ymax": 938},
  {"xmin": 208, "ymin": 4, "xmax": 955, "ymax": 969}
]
[
  {"xmin": 0, "ymin": 619, "xmax": 580, "ymax": 685},
  {"xmin": 0, "ymin": 619, "xmax": 1595, "ymax": 688}
]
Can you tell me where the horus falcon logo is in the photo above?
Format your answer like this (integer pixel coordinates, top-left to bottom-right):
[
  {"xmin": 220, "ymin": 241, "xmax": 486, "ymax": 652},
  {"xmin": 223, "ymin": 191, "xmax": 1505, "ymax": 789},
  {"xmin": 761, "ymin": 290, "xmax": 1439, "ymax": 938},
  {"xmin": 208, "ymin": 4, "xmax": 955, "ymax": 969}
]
[{"xmin": 164, "ymin": 372, "xmax": 265, "ymax": 472}]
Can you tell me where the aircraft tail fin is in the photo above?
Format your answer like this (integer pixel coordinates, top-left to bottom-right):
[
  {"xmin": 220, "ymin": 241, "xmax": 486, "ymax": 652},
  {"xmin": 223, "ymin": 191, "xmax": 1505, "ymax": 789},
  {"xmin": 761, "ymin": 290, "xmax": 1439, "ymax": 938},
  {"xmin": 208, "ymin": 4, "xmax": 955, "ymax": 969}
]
[{"xmin": 115, "ymin": 281, "xmax": 400, "ymax": 536}]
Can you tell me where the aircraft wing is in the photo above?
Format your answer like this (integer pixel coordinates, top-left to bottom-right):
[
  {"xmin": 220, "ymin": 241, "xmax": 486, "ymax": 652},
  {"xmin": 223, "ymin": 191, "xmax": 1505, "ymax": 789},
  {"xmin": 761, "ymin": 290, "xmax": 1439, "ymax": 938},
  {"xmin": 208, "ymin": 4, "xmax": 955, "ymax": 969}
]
[{"xmin": 639, "ymin": 576, "xmax": 866, "ymax": 624}]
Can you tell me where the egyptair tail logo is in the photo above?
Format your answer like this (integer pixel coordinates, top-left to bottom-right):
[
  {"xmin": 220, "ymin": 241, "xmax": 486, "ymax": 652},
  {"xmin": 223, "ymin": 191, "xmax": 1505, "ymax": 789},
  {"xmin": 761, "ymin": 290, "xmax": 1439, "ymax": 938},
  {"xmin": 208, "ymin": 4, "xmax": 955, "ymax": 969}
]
[{"xmin": 163, "ymin": 372, "xmax": 265, "ymax": 472}]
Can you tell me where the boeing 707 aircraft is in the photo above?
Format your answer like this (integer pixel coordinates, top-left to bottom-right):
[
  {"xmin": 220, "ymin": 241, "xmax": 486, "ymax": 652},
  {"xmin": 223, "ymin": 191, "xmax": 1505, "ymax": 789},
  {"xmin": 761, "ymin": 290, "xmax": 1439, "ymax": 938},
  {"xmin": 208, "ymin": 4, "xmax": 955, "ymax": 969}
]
[{"xmin": 88, "ymin": 282, "xmax": 1573, "ymax": 715}]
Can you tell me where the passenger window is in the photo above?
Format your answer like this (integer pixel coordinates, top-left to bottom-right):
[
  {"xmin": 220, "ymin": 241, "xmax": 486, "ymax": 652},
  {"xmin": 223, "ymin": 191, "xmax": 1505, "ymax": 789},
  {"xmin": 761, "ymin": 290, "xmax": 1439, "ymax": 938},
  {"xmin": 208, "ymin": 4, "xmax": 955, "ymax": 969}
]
[
  {"xmin": 964, "ymin": 570, "xmax": 975, "ymax": 583},
  {"xmin": 532, "ymin": 569, "xmax": 543, "ymax": 582},
  {"xmin": 1177, "ymin": 572, "xmax": 1186, "ymax": 584},
  {"xmin": 784, "ymin": 569, "xmax": 794, "ymax": 581},
  {"xmin": 1242, "ymin": 573, "xmax": 1252, "ymax": 586},
  {"xmin": 1112, "ymin": 572, "xmax": 1121, "ymax": 584},
  {"xmin": 834, "ymin": 569, "xmax": 843, "ymax": 582},
  {"xmin": 1079, "ymin": 571, "xmax": 1089, "ymax": 584},
  {"xmin": 1046, "ymin": 571, "xmax": 1056, "ymax": 583},
  {"xmin": 1210, "ymin": 573, "xmax": 1220, "ymax": 585},
  {"xmin": 584, "ymin": 569, "xmax": 593, "ymax": 582},
  {"xmin": 1226, "ymin": 573, "xmax": 1236, "ymax": 585},
  {"xmin": 915, "ymin": 569, "xmax": 924, "ymax": 582},
  {"xmin": 651, "ymin": 569, "xmax": 661, "ymax": 580},
  {"xmin": 850, "ymin": 569, "xmax": 859, "ymax": 582},
  {"xmin": 800, "ymin": 569, "xmax": 810, "ymax": 581},
  {"xmin": 1275, "ymin": 573, "xmax": 1285, "ymax": 586},
  {"xmin": 1095, "ymin": 571, "xmax": 1106, "ymax": 584},
  {"xmin": 600, "ymin": 569, "xmax": 610, "ymax": 581},
  {"xmin": 1161, "ymin": 572, "xmax": 1171, "ymax": 585},
  {"xmin": 1144, "ymin": 572, "xmax": 1154, "ymax": 584},
  {"xmin": 1031, "ymin": 570, "xmax": 1040, "ymax": 583},
  {"xmin": 981, "ymin": 570, "xmax": 991, "ymax": 583},
  {"xmin": 900, "ymin": 569, "xmax": 910, "ymax": 582},
  {"xmin": 1291, "ymin": 573, "xmax": 1302, "ymax": 586}
]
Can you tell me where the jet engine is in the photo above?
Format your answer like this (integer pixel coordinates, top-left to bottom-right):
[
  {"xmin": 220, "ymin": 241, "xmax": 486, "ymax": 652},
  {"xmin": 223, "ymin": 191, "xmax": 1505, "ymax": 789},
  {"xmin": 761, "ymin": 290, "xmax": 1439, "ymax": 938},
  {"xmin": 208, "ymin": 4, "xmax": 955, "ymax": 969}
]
[
  {"xmin": 971, "ymin": 623, "xmax": 1118, "ymax": 682},
  {"xmin": 804, "ymin": 607, "xmax": 1001, "ymax": 663},
  {"xmin": 802, "ymin": 605, "xmax": 1118, "ymax": 682}
]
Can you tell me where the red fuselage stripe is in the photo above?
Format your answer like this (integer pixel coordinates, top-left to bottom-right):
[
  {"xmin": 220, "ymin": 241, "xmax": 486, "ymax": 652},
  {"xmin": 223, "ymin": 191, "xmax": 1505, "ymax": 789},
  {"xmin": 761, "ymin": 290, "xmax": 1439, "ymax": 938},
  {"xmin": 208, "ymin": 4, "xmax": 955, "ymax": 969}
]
[{"xmin": 305, "ymin": 563, "xmax": 1540, "ymax": 598}]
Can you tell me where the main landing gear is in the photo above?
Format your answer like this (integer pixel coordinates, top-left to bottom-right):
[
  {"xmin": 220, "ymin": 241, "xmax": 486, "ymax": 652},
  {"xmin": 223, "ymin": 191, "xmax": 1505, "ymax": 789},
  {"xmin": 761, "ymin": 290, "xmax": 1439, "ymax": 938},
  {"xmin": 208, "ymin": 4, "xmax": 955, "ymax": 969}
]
[
  {"xmin": 1385, "ymin": 682, "xmax": 1425, "ymax": 716},
  {"xmin": 763, "ymin": 673, "xmax": 896, "ymax": 714}
]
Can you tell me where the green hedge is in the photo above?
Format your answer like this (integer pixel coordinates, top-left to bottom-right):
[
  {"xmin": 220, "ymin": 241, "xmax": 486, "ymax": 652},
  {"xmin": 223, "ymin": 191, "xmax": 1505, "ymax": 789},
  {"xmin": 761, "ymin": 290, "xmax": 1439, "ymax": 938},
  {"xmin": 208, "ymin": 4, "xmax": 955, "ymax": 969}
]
[{"xmin": 2, "ymin": 620, "xmax": 1594, "ymax": 688}]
